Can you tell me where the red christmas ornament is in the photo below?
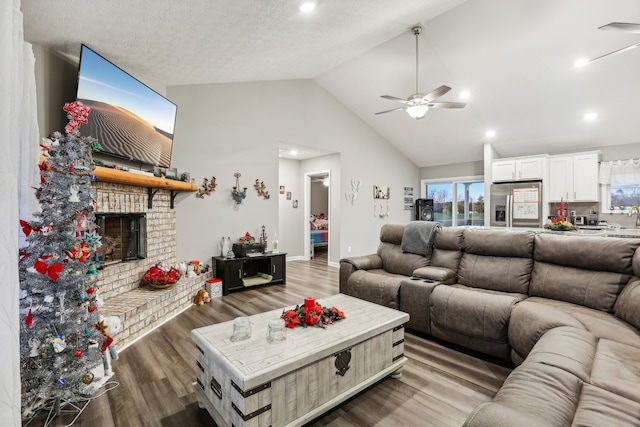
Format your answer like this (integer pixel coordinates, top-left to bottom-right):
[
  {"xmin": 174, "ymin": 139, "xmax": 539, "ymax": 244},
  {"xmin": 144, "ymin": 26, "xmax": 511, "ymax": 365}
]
[
  {"xmin": 87, "ymin": 287, "xmax": 95, "ymax": 294},
  {"xmin": 87, "ymin": 304, "xmax": 97, "ymax": 313},
  {"xmin": 74, "ymin": 349, "xmax": 83, "ymax": 358},
  {"xmin": 25, "ymin": 308, "xmax": 33, "ymax": 328}
]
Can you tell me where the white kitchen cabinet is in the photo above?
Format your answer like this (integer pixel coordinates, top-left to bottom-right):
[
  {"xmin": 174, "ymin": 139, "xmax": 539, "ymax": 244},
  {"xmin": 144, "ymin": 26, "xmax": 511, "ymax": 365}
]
[
  {"xmin": 492, "ymin": 157, "xmax": 545, "ymax": 182},
  {"xmin": 548, "ymin": 153, "xmax": 599, "ymax": 202}
]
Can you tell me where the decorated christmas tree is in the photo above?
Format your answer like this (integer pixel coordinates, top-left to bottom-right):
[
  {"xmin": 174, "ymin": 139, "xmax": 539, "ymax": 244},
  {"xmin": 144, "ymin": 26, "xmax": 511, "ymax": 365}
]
[{"xmin": 18, "ymin": 102, "xmax": 112, "ymax": 419}]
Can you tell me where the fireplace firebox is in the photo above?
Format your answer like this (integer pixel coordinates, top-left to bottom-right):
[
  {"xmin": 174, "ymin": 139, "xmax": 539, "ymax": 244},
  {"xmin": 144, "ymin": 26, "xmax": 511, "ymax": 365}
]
[{"xmin": 95, "ymin": 213, "xmax": 147, "ymax": 266}]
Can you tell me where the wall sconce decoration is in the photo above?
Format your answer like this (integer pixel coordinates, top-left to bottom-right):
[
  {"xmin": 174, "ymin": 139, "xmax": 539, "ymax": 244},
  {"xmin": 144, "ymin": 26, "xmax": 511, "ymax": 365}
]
[
  {"xmin": 373, "ymin": 185, "xmax": 390, "ymax": 218},
  {"xmin": 254, "ymin": 179, "xmax": 270, "ymax": 200},
  {"xmin": 345, "ymin": 178, "xmax": 362, "ymax": 206},
  {"xmin": 231, "ymin": 173, "xmax": 247, "ymax": 204},
  {"xmin": 196, "ymin": 176, "xmax": 217, "ymax": 199}
]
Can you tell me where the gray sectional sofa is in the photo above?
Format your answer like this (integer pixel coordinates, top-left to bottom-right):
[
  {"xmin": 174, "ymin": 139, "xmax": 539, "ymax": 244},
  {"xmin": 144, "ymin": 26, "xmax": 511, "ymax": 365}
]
[{"xmin": 339, "ymin": 223, "xmax": 640, "ymax": 426}]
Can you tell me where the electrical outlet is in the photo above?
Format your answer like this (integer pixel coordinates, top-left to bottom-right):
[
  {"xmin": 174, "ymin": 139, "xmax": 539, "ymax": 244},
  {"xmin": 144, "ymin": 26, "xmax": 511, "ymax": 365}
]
[{"xmin": 348, "ymin": 246, "xmax": 352, "ymax": 253}]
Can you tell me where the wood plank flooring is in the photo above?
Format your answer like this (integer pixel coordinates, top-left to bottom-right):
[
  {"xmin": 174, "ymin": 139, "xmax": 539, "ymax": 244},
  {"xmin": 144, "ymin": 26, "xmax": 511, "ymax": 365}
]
[{"xmin": 34, "ymin": 249, "xmax": 512, "ymax": 426}]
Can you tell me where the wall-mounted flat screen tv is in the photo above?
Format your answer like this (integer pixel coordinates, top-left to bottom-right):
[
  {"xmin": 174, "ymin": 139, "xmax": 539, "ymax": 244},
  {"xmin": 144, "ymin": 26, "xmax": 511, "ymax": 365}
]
[{"xmin": 76, "ymin": 44, "xmax": 177, "ymax": 168}]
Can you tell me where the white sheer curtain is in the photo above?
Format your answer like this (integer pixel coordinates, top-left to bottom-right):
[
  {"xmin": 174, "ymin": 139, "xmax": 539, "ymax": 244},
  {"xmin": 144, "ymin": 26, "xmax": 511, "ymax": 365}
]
[
  {"xmin": 0, "ymin": 0, "xmax": 39, "ymax": 425},
  {"xmin": 599, "ymin": 158, "xmax": 640, "ymax": 184}
]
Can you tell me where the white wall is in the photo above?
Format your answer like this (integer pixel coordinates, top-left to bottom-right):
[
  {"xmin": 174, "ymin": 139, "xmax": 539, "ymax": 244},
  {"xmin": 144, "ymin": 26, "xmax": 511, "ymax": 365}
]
[
  {"xmin": 278, "ymin": 158, "xmax": 304, "ymax": 258},
  {"xmin": 168, "ymin": 79, "xmax": 420, "ymax": 262},
  {"xmin": 419, "ymin": 160, "xmax": 484, "ymax": 180}
]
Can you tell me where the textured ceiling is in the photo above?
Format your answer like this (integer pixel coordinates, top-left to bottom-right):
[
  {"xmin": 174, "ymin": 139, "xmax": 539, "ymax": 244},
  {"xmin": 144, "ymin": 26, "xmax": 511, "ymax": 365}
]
[{"xmin": 21, "ymin": 0, "xmax": 640, "ymax": 167}]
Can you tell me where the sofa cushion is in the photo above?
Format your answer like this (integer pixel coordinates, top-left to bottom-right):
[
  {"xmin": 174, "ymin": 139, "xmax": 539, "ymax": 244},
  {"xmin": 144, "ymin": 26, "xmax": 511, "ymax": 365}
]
[
  {"xmin": 530, "ymin": 261, "xmax": 631, "ymax": 312},
  {"xmin": 572, "ymin": 384, "xmax": 640, "ymax": 427},
  {"xmin": 534, "ymin": 233, "xmax": 640, "ymax": 275},
  {"xmin": 379, "ymin": 223, "xmax": 404, "ymax": 245},
  {"xmin": 457, "ymin": 229, "xmax": 534, "ymax": 293},
  {"xmin": 377, "ymin": 242, "xmax": 429, "ymax": 276},
  {"xmin": 430, "ymin": 227, "xmax": 464, "ymax": 274},
  {"xmin": 430, "ymin": 285, "xmax": 522, "ymax": 360},
  {"xmin": 344, "ymin": 269, "xmax": 405, "ymax": 309},
  {"xmin": 591, "ymin": 339, "xmax": 640, "ymax": 403},
  {"xmin": 614, "ymin": 277, "xmax": 640, "ymax": 331},
  {"xmin": 466, "ymin": 327, "xmax": 595, "ymax": 427},
  {"xmin": 516, "ymin": 297, "xmax": 640, "ymax": 351},
  {"xmin": 508, "ymin": 300, "xmax": 585, "ymax": 362}
]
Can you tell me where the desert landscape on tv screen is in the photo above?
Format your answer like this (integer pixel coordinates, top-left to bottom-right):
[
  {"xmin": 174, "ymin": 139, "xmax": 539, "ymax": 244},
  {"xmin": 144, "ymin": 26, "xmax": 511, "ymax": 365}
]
[{"xmin": 78, "ymin": 99, "xmax": 173, "ymax": 168}]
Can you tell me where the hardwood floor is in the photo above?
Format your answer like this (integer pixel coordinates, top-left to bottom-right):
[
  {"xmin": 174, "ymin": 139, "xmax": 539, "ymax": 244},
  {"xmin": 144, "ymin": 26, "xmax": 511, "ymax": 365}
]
[{"xmin": 35, "ymin": 250, "xmax": 511, "ymax": 426}]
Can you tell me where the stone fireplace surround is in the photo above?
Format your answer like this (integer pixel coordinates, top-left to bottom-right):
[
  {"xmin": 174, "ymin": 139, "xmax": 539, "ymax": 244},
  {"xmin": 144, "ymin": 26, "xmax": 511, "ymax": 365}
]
[{"xmin": 94, "ymin": 182, "xmax": 210, "ymax": 350}]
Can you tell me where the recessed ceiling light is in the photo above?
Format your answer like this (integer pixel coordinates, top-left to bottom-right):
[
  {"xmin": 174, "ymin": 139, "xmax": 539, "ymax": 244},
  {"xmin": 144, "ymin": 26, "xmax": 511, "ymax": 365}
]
[
  {"xmin": 459, "ymin": 91, "xmax": 470, "ymax": 99},
  {"xmin": 574, "ymin": 58, "xmax": 589, "ymax": 68},
  {"xmin": 584, "ymin": 112, "xmax": 597, "ymax": 121},
  {"xmin": 485, "ymin": 130, "xmax": 496, "ymax": 138},
  {"xmin": 300, "ymin": 1, "xmax": 317, "ymax": 13}
]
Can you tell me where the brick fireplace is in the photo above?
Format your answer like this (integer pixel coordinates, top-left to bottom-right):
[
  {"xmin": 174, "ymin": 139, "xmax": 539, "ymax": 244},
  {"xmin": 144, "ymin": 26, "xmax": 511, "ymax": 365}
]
[{"xmin": 94, "ymin": 181, "xmax": 210, "ymax": 349}]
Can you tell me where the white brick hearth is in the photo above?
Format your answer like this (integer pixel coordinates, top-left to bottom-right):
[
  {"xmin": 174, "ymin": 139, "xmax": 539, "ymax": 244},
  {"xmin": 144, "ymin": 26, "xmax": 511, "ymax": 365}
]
[{"xmin": 94, "ymin": 182, "xmax": 208, "ymax": 349}]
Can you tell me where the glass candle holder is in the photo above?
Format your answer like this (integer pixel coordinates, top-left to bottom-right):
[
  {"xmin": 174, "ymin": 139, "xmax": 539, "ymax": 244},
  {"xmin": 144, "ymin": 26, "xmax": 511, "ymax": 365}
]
[
  {"xmin": 267, "ymin": 318, "xmax": 286, "ymax": 343},
  {"xmin": 230, "ymin": 317, "xmax": 251, "ymax": 342}
]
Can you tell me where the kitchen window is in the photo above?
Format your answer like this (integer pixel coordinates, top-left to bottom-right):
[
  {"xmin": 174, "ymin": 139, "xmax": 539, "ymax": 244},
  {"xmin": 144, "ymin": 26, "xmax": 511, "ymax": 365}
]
[
  {"xmin": 422, "ymin": 176, "xmax": 484, "ymax": 227},
  {"xmin": 599, "ymin": 159, "xmax": 640, "ymax": 212}
]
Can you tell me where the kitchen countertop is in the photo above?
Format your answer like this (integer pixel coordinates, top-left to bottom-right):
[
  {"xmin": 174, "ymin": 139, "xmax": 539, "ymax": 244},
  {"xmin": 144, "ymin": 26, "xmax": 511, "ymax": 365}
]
[{"xmin": 463, "ymin": 226, "xmax": 640, "ymax": 238}]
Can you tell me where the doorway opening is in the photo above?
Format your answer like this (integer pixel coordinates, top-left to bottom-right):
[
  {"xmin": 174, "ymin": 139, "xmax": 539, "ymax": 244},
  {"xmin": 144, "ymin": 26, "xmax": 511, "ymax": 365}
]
[{"xmin": 305, "ymin": 170, "xmax": 330, "ymax": 263}]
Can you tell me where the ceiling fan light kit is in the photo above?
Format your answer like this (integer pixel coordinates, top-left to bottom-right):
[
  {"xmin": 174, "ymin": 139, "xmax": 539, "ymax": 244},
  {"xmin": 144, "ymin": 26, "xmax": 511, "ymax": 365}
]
[{"xmin": 376, "ymin": 25, "xmax": 466, "ymax": 120}]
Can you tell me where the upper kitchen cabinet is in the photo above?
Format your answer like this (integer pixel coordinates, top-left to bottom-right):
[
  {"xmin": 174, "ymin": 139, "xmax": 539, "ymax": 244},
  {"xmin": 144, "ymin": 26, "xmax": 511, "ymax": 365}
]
[
  {"xmin": 492, "ymin": 156, "xmax": 546, "ymax": 182},
  {"xmin": 548, "ymin": 152, "xmax": 599, "ymax": 202}
]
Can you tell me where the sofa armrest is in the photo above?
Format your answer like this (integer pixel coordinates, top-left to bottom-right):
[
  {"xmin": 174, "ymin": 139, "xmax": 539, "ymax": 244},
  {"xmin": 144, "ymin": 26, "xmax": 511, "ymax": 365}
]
[
  {"xmin": 340, "ymin": 254, "xmax": 383, "ymax": 271},
  {"xmin": 615, "ymin": 277, "xmax": 640, "ymax": 331},
  {"xmin": 399, "ymin": 278, "xmax": 440, "ymax": 334},
  {"xmin": 412, "ymin": 266, "xmax": 456, "ymax": 284},
  {"xmin": 339, "ymin": 255, "xmax": 382, "ymax": 294}
]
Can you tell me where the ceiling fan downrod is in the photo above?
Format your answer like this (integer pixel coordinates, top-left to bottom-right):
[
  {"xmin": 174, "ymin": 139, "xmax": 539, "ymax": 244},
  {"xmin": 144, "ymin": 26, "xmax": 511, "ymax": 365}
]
[{"xmin": 413, "ymin": 25, "xmax": 422, "ymax": 94}]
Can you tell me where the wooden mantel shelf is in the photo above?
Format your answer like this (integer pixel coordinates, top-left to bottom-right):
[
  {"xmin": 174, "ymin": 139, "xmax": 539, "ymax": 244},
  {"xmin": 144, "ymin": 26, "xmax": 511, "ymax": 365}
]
[
  {"xmin": 92, "ymin": 166, "xmax": 197, "ymax": 192},
  {"xmin": 39, "ymin": 156, "xmax": 197, "ymax": 208}
]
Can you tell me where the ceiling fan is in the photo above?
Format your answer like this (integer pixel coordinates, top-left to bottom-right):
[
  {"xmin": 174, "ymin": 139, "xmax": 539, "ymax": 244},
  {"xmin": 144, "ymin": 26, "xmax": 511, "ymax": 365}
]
[
  {"xmin": 584, "ymin": 22, "xmax": 640, "ymax": 65},
  {"xmin": 375, "ymin": 25, "xmax": 466, "ymax": 120}
]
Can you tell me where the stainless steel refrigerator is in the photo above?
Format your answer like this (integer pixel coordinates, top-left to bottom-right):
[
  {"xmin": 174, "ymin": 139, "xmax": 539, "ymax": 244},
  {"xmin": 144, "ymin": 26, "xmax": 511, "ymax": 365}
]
[{"xmin": 490, "ymin": 181, "xmax": 543, "ymax": 228}]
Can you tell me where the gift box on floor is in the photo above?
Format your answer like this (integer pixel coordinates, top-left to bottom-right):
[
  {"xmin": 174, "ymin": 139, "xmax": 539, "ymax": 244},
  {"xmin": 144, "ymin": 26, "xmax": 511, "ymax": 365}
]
[{"xmin": 206, "ymin": 278, "xmax": 223, "ymax": 298}]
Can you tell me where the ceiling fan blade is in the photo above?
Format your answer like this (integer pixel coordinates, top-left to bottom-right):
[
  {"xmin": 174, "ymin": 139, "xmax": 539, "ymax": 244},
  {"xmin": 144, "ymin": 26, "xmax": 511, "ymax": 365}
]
[
  {"xmin": 598, "ymin": 22, "xmax": 640, "ymax": 33},
  {"xmin": 588, "ymin": 41, "xmax": 640, "ymax": 64},
  {"xmin": 427, "ymin": 102, "xmax": 467, "ymax": 109},
  {"xmin": 423, "ymin": 85, "xmax": 452, "ymax": 101},
  {"xmin": 375, "ymin": 107, "xmax": 407, "ymax": 115},
  {"xmin": 380, "ymin": 95, "xmax": 409, "ymax": 103}
]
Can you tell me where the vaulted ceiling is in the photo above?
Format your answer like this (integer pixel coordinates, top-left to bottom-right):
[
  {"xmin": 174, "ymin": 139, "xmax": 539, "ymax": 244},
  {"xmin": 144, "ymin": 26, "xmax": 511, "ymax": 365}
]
[{"xmin": 22, "ymin": 0, "xmax": 640, "ymax": 167}]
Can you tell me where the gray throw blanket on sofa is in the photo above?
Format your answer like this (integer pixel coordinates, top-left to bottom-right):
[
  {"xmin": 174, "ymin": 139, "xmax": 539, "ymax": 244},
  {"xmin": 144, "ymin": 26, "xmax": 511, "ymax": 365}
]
[{"xmin": 401, "ymin": 221, "xmax": 441, "ymax": 257}]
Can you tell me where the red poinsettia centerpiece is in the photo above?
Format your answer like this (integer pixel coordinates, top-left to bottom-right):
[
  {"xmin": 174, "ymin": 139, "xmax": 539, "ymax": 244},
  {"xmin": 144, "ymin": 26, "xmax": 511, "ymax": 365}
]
[
  {"xmin": 281, "ymin": 297, "xmax": 345, "ymax": 329},
  {"xmin": 143, "ymin": 262, "xmax": 181, "ymax": 288}
]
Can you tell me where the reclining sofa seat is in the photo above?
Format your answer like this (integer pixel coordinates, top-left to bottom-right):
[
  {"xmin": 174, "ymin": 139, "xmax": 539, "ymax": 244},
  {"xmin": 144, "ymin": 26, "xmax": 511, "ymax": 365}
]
[
  {"xmin": 508, "ymin": 232, "xmax": 640, "ymax": 364},
  {"xmin": 429, "ymin": 229, "xmax": 535, "ymax": 361},
  {"xmin": 339, "ymin": 224, "xmax": 429, "ymax": 310},
  {"xmin": 466, "ymin": 234, "xmax": 640, "ymax": 427}
]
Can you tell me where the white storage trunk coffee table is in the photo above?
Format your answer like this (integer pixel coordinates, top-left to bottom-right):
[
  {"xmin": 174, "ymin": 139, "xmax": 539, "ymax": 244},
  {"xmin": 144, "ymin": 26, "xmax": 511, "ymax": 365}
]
[{"xmin": 191, "ymin": 294, "xmax": 409, "ymax": 427}]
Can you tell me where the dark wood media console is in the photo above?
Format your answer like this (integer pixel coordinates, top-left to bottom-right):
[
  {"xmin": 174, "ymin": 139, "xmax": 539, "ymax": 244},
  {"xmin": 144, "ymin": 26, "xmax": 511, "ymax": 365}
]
[{"xmin": 212, "ymin": 252, "xmax": 286, "ymax": 295}]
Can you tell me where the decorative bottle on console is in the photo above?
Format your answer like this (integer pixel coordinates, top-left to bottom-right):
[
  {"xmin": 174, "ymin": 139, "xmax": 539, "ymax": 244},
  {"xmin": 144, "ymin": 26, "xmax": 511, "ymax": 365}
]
[
  {"xmin": 272, "ymin": 231, "xmax": 279, "ymax": 254},
  {"xmin": 221, "ymin": 236, "xmax": 229, "ymax": 258}
]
